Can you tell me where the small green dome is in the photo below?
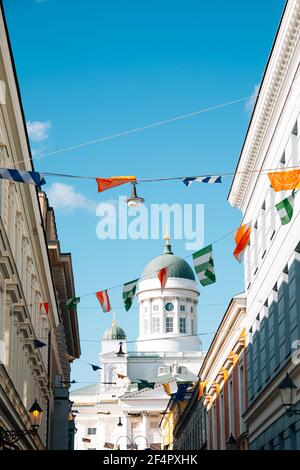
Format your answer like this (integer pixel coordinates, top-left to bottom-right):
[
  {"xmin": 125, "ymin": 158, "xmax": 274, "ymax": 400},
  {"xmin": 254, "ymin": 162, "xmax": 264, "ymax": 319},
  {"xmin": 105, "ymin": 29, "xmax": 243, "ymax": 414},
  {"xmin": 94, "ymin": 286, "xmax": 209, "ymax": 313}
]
[
  {"xmin": 102, "ymin": 320, "xmax": 126, "ymax": 340},
  {"xmin": 142, "ymin": 240, "xmax": 195, "ymax": 281}
]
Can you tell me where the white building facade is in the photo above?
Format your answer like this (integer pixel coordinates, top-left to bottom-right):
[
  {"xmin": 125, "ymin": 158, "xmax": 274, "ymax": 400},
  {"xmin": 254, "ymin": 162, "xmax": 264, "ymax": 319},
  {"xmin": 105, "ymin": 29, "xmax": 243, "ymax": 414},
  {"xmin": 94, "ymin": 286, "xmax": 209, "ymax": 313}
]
[
  {"xmin": 229, "ymin": 0, "xmax": 300, "ymax": 450},
  {"xmin": 71, "ymin": 237, "xmax": 205, "ymax": 450}
]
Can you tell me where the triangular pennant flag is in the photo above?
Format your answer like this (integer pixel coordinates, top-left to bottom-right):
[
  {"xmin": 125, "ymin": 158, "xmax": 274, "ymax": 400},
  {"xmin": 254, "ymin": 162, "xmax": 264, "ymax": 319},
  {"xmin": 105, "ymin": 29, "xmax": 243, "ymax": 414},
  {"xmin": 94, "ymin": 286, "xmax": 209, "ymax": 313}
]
[
  {"xmin": 116, "ymin": 373, "xmax": 126, "ymax": 379},
  {"xmin": 233, "ymin": 223, "xmax": 251, "ymax": 263},
  {"xmin": 192, "ymin": 244, "xmax": 216, "ymax": 286},
  {"xmin": 162, "ymin": 383, "xmax": 171, "ymax": 396},
  {"xmin": 90, "ymin": 364, "xmax": 102, "ymax": 371},
  {"xmin": 0, "ymin": 168, "xmax": 46, "ymax": 186},
  {"xmin": 157, "ymin": 267, "xmax": 168, "ymax": 291},
  {"xmin": 172, "ymin": 383, "xmax": 189, "ymax": 402},
  {"xmin": 66, "ymin": 297, "xmax": 80, "ymax": 310},
  {"xmin": 275, "ymin": 191, "xmax": 296, "ymax": 225},
  {"xmin": 123, "ymin": 279, "xmax": 139, "ymax": 311},
  {"xmin": 39, "ymin": 302, "xmax": 49, "ymax": 315},
  {"xmin": 182, "ymin": 176, "xmax": 222, "ymax": 187},
  {"xmin": 34, "ymin": 339, "xmax": 47, "ymax": 349},
  {"xmin": 268, "ymin": 169, "xmax": 300, "ymax": 192},
  {"xmin": 96, "ymin": 176, "xmax": 136, "ymax": 193},
  {"xmin": 198, "ymin": 381, "xmax": 207, "ymax": 400},
  {"xmin": 96, "ymin": 290, "xmax": 111, "ymax": 313}
]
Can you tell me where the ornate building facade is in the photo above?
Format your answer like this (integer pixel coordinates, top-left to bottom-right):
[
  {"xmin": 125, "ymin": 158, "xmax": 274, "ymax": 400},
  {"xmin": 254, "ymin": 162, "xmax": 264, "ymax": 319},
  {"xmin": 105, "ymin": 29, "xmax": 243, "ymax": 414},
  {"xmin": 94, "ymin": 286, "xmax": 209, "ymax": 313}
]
[
  {"xmin": 170, "ymin": 294, "xmax": 247, "ymax": 450},
  {"xmin": 228, "ymin": 0, "xmax": 300, "ymax": 450},
  {"xmin": 0, "ymin": 4, "xmax": 80, "ymax": 450}
]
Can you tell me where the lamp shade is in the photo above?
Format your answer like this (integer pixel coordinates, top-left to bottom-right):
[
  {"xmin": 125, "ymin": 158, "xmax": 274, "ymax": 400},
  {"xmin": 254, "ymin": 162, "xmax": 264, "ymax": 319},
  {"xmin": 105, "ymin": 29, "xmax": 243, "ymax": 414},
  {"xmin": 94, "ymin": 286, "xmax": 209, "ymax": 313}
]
[
  {"xmin": 278, "ymin": 373, "xmax": 297, "ymax": 410},
  {"xmin": 116, "ymin": 342, "xmax": 125, "ymax": 357},
  {"xmin": 127, "ymin": 183, "xmax": 145, "ymax": 207},
  {"xmin": 28, "ymin": 399, "xmax": 43, "ymax": 428}
]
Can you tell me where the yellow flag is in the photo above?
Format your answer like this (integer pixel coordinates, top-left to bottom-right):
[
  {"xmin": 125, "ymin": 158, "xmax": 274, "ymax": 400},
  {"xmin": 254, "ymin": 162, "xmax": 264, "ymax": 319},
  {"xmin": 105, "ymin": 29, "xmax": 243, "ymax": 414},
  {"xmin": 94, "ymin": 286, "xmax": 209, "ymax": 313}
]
[
  {"xmin": 198, "ymin": 381, "xmax": 207, "ymax": 400},
  {"xmin": 162, "ymin": 383, "xmax": 171, "ymax": 396}
]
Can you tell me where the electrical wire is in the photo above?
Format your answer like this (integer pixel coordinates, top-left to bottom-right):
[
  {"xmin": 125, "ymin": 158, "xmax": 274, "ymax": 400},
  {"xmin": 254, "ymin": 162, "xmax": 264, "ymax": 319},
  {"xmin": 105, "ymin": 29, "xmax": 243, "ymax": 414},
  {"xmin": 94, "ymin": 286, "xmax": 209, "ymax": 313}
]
[
  {"xmin": 10, "ymin": 163, "xmax": 300, "ymax": 184},
  {"xmin": 80, "ymin": 328, "xmax": 243, "ymax": 345},
  {"xmin": 12, "ymin": 94, "xmax": 257, "ymax": 167}
]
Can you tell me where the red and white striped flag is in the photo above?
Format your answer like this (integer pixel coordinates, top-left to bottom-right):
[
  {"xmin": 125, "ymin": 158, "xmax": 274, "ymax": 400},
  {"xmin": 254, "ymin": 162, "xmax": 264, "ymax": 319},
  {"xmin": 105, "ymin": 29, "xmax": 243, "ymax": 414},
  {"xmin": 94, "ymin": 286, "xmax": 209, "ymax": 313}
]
[
  {"xmin": 39, "ymin": 302, "xmax": 49, "ymax": 315},
  {"xmin": 157, "ymin": 267, "xmax": 168, "ymax": 291},
  {"xmin": 96, "ymin": 290, "xmax": 111, "ymax": 313}
]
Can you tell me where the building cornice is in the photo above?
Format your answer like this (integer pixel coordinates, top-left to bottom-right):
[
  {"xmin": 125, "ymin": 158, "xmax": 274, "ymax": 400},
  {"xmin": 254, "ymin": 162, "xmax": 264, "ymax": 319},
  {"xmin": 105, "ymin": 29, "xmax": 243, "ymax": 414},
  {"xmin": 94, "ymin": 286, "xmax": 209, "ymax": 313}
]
[{"xmin": 228, "ymin": 0, "xmax": 300, "ymax": 209}]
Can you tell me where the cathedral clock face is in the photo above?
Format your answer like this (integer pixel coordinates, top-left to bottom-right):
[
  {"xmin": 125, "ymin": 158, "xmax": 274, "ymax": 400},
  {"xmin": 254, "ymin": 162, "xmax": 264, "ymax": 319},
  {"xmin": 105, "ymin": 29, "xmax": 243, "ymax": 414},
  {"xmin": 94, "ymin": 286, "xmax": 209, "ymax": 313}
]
[{"xmin": 165, "ymin": 302, "xmax": 174, "ymax": 312}]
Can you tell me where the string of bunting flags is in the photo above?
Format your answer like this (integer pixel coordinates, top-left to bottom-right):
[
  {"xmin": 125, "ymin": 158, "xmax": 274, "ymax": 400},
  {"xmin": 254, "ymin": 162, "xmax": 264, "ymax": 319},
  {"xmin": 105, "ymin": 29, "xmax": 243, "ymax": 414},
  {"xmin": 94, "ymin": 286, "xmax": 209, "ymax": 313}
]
[
  {"xmin": 5, "ymin": 165, "xmax": 299, "ymax": 314},
  {"xmin": 1, "ymin": 164, "xmax": 300, "ymax": 192},
  {"xmin": 60, "ymin": 169, "xmax": 299, "ymax": 312}
]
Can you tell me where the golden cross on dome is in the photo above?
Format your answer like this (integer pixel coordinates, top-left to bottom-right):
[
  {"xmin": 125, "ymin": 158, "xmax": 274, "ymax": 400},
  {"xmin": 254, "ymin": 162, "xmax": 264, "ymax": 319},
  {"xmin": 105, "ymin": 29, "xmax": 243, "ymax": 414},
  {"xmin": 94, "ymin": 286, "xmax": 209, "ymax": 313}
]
[{"xmin": 164, "ymin": 223, "xmax": 170, "ymax": 242}]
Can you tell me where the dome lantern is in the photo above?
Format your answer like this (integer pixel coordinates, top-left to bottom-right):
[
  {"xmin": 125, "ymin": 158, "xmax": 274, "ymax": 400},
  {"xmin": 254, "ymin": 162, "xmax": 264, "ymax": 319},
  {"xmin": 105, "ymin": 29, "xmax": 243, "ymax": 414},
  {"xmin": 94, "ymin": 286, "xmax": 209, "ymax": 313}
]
[{"xmin": 102, "ymin": 319, "xmax": 126, "ymax": 341}]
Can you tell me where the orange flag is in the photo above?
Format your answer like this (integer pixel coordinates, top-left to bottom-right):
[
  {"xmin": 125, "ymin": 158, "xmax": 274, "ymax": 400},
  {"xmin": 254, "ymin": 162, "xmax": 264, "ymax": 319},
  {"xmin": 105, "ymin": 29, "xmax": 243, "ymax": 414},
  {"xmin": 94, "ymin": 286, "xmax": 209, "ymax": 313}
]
[
  {"xmin": 233, "ymin": 223, "xmax": 251, "ymax": 263},
  {"xmin": 162, "ymin": 383, "xmax": 171, "ymax": 396},
  {"xmin": 268, "ymin": 169, "xmax": 300, "ymax": 192},
  {"xmin": 157, "ymin": 267, "xmax": 168, "ymax": 290},
  {"xmin": 96, "ymin": 176, "xmax": 136, "ymax": 193},
  {"xmin": 198, "ymin": 381, "xmax": 207, "ymax": 400}
]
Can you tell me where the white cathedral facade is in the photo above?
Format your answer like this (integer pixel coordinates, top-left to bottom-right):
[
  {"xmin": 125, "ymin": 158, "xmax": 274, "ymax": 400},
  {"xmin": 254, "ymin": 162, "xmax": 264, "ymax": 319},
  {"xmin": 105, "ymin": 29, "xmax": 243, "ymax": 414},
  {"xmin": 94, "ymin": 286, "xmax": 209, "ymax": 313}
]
[{"xmin": 71, "ymin": 236, "xmax": 205, "ymax": 450}]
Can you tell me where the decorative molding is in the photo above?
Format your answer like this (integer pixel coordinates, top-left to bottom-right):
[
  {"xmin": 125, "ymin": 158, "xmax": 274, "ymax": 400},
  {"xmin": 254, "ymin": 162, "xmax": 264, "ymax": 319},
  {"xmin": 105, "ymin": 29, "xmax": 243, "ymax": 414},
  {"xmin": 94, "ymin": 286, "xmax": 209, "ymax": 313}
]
[{"xmin": 229, "ymin": 0, "xmax": 300, "ymax": 209}]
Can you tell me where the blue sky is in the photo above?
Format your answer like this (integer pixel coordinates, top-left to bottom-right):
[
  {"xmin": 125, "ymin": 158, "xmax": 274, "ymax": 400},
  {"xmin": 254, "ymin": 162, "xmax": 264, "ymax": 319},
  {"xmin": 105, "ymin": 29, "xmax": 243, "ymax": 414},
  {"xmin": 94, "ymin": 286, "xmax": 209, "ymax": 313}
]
[{"xmin": 4, "ymin": 0, "xmax": 286, "ymax": 386}]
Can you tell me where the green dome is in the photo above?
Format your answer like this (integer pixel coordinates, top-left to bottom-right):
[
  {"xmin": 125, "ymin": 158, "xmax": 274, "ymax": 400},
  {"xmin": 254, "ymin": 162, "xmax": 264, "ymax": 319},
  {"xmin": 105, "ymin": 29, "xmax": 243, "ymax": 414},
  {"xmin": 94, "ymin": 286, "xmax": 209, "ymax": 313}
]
[
  {"xmin": 142, "ymin": 240, "xmax": 195, "ymax": 281},
  {"xmin": 102, "ymin": 320, "xmax": 126, "ymax": 340}
]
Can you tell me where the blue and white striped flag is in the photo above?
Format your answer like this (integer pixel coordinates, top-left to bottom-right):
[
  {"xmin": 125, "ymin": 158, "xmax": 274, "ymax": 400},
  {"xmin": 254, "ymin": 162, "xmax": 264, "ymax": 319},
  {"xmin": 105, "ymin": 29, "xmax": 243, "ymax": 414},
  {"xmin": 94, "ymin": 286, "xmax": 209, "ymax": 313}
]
[
  {"xmin": 183, "ymin": 175, "xmax": 222, "ymax": 187},
  {"xmin": 0, "ymin": 168, "xmax": 46, "ymax": 186}
]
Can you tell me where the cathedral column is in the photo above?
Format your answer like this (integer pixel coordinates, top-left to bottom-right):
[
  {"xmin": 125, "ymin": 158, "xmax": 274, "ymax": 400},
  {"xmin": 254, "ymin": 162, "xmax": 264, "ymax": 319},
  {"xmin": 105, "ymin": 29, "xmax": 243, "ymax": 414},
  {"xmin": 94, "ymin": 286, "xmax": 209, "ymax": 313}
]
[
  {"xmin": 174, "ymin": 297, "xmax": 179, "ymax": 334},
  {"xmin": 142, "ymin": 412, "xmax": 149, "ymax": 449}
]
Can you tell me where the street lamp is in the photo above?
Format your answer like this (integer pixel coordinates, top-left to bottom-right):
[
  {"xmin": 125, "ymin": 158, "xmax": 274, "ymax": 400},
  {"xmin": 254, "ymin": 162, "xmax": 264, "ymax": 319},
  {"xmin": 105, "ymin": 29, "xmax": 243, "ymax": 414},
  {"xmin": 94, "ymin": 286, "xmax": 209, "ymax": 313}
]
[
  {"xmin": 278, "ymin": 373, "xmax": 300, "ymax": 416},
  {"xmin": 115, "ymin": 435, "xmax": 137, "ymax": 450},
  {"xmin": 133, "ymin": 435, "xmax": 149, "ymax": 450},
  {"xmin": 116, "ymin": 342, "xmax": 125, "ymax": 357},
  {"xmin": 0, "ymin": 399, "xmax": 43, "ymax": 449},
  {"xmin": 127, "ymin": 183, "xmax": 145, "ymax": 207},
  {"xmin": 226, "ymin": 433, "xmax": 239, "ymax": 450}
]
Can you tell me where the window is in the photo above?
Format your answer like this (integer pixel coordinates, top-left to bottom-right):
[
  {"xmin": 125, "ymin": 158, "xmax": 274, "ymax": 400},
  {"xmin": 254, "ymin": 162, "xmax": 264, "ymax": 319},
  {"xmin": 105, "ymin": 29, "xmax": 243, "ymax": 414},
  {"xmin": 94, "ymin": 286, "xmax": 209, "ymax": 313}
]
[
  {"xmin": 87, "ymin": 428, "xmax": 96, "ymax": 435},
  {"xmin": 180, "ymin": 305, "xmax": 185, "ymax": 312},
  {"xmin": 153, "ymin": 304, "xmax": 159, "ymax": 312},
  {"xmin": 152, "ymin": 317, "xmax": 160, "ymax": 333},
  {"xmin": 191, "ymin": 319, "xmax": 194, "ymax": 334},
  {"xmin": 158, "ymin": 366, "xmax": 170, "ymax": 375},
  {"xmin": 180, "ymin": 317, "xmax": 186, "ymax": 333},
  {"xmin": 166, "ymin": 317, "xmax": 173, "ymax": 332},
  {"xmin": 143, "ymin": 305, "xmax": 148, "ymax": 313},
  {"xmin": 190, "ymin": 306, "xmax": 193, "ymax": 313}
]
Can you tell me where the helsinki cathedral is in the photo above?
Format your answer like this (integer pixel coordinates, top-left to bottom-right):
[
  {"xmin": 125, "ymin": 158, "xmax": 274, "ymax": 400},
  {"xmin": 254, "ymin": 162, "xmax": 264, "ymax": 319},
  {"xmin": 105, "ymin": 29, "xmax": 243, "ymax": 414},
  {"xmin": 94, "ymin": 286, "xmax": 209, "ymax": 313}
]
[{"xmin": 71, "ymin": 234, "xmax": 205, "ymax": 450}]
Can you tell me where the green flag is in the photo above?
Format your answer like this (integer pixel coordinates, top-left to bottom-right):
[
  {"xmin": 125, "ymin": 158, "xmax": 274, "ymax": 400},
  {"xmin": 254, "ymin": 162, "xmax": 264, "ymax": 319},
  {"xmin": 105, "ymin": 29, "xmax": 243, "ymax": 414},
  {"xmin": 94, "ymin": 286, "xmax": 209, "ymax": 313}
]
[
  {"xmin": 123, "ymin": 279, "xmax": 138, "ymax": 311},
  {"xmin": 275, "ymin": 192, "xmax": 296, "ymax": 225},
  {"xmin": 192, "ymin": 244, "xmax": 216, "ymax": 286},
  {"xmin": 66, "ymin": 297, "xmax": 80, "ymax": 310}
]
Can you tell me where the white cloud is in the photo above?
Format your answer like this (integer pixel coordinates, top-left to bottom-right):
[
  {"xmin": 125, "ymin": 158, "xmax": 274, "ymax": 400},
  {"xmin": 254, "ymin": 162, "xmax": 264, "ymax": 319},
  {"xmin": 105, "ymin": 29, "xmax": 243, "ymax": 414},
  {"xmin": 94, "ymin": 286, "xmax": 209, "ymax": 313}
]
[
  {"xmin": 47, "ymin": 183, "xmax": 98, "ymax": 213},
  {"xmin": 245, "ymin": 84, "xmax": 260, "ymax": 112},
  {"xmin": 27, "ymin": 120, "xmax": 51, "ymax": 142}
]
